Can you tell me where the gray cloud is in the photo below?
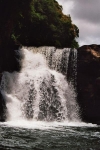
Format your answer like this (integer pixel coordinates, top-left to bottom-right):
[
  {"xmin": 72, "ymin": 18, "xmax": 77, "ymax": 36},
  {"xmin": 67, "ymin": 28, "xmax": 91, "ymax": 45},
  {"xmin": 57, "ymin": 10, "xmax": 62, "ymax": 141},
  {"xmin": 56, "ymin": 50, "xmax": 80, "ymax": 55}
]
[
  {"xmin": 72, "ymin": 0, "xmax": 100, "ymax": 24},
  {"xmin": 57, "ymin": 0, "xmax": 100, "ymax": 46}
]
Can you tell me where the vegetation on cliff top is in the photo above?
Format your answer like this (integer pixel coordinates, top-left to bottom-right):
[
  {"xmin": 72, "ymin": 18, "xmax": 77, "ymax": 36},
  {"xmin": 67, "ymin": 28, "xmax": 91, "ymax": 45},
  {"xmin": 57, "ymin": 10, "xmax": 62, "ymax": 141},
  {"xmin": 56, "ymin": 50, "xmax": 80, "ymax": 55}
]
[{"xmin": 0, "ymin": 0, "xmax": 79, "ymax": 48}]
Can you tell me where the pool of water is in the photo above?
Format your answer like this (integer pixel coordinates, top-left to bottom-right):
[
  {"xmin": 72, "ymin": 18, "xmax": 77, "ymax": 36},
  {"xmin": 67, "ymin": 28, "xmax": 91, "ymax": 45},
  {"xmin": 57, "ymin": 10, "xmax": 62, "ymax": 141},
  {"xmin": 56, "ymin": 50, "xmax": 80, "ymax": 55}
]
[{"xmin": 0, "ymin": 121, "xmax": 100, "ymax": 150}]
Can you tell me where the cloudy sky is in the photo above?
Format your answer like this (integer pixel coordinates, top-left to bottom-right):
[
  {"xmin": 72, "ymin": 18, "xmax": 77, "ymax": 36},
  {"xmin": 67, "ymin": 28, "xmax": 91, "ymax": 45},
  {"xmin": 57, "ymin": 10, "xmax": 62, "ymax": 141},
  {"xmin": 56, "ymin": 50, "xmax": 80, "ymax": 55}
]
[{"xmin": 57, "ymin": 0, "xmax": 100, "ymax": 46}]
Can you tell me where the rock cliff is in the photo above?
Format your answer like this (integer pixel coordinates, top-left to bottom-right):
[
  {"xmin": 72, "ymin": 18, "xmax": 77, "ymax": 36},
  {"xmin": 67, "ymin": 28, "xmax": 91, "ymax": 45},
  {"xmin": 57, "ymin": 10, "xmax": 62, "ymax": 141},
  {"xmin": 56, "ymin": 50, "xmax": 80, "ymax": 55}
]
[{"xmin": 77, "ymin": 44, "xmax": 100, "ymax": 124}]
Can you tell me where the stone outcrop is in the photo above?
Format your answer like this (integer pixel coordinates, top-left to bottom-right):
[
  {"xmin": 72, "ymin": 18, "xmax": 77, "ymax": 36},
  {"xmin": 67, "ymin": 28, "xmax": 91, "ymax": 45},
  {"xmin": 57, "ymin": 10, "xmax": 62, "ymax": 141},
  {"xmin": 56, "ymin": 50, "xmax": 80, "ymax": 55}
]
[{"xmin": 77, "ymin": 44, "xmax": 100, "ymax": 124}]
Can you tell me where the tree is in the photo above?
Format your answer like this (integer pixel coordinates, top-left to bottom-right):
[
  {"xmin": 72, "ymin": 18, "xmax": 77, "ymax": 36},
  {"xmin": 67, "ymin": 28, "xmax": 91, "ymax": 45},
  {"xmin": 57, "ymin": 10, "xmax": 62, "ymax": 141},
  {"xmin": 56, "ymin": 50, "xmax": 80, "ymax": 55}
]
[{"xmin": 0, "ymin": 0, "xmax": 79, "ymax": 48}]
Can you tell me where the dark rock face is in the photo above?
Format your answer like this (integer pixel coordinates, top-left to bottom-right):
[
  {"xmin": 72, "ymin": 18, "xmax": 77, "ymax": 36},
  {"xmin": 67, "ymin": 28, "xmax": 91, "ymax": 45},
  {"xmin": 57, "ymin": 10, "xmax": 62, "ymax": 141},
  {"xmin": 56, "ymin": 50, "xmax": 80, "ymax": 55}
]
[
  {"xmin": 0, "ymin": 44, "xmax": 22, "ymax": 72},
  {"xmin": 77, "ymin": 44, "xmax": 100, "ymax": 124},
  {"xmin": 0, "ymin": 92, "xmax": 6, "ymax": 121}
]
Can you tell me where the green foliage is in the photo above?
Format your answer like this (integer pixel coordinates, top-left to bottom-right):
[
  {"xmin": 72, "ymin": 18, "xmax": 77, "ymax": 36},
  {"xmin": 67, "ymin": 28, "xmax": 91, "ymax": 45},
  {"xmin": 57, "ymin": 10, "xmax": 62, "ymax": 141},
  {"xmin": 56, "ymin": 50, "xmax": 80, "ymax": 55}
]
[{"xmin": 0, "ymin": 0, "xmax": 79, "ymax": 48}]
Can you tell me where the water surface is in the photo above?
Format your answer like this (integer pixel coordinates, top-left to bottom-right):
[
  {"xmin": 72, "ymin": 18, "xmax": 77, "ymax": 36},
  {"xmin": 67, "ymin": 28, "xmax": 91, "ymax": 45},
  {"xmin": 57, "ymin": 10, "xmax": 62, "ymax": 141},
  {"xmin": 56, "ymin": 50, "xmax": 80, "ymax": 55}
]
[{"xmin": 0, "ymin": 121, "xmax": 100, "ymax": 150}]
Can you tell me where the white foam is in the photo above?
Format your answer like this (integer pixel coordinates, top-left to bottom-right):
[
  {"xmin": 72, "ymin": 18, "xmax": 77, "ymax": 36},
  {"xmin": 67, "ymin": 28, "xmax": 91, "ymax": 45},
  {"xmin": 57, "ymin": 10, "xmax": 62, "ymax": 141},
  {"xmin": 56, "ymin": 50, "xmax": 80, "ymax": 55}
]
[{"xmin": 0, "ymin": 120, "xmax": 97, "ymax": 130}]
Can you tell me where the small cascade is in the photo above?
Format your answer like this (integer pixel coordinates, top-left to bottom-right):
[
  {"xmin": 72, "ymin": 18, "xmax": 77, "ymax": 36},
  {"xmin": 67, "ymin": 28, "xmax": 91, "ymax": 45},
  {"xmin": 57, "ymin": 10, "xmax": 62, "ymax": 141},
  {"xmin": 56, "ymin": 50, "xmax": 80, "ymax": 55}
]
[
  {"xmin": 0, "ymin": 47, "xmax": 80, "ymax": 122},
  {"xmin": 67, "ymin": 49, "xmax": 77, "ymax": 88}
]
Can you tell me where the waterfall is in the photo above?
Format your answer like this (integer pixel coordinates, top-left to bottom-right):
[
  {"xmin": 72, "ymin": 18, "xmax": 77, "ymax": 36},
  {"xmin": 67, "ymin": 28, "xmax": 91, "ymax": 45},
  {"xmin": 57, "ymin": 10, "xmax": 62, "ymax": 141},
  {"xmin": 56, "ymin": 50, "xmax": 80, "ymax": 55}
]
[{"xmin": 0, "ymin": 47, "xmax": 80, "ymax": 122}]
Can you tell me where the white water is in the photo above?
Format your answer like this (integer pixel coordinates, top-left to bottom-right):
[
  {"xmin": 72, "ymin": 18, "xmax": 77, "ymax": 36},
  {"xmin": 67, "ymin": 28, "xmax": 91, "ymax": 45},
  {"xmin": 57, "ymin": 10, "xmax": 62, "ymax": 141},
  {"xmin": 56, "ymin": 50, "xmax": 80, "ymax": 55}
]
[{"xmin": 0, "ymin": 47, "xmax": 81, "ymax": 127}]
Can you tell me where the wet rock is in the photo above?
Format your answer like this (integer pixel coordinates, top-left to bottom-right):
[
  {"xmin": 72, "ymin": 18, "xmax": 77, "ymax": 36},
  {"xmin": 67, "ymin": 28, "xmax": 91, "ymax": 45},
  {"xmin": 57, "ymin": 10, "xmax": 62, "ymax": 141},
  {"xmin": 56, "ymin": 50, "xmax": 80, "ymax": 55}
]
[{"xmin": 0, "ymin": 92, "xmax": 6, "ymax": 121}]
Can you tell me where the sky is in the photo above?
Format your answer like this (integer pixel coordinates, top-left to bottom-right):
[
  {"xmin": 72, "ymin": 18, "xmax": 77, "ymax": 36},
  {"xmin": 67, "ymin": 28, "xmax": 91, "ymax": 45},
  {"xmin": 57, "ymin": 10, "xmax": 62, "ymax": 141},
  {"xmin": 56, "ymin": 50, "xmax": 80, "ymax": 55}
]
[{"xmin": 57, "ymin": 0, "xmax": 100, "ymax": 46}]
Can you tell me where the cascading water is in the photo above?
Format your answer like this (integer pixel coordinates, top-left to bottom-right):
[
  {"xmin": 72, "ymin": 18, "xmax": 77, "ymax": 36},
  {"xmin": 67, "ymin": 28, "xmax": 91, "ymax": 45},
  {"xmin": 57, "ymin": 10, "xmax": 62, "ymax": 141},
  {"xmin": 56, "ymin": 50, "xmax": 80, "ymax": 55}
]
[{"xmin": 0, "ymin": 47, "xmax": 80, "ymax": 122}]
